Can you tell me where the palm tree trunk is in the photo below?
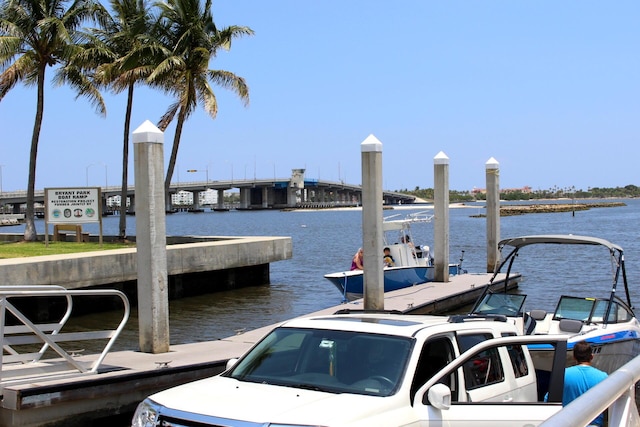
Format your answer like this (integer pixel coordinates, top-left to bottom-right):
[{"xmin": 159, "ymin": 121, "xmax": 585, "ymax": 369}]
[
  {"xmin": 24, "ymin": 65, "xmax": 46, "ymax": 242},
  {"xmin": 118, "ymin": 83, "xmax": 134, "ymax": 240},
  {"xmin": 163, "ymin": 107, "xmax": 186, "ymax": 212}
]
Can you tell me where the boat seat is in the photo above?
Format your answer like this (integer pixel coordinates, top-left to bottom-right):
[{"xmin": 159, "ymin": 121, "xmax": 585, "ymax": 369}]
[
  {"xmin": 559, "ymin": 319, "xmax": 583, "ymax": 334},
  {"xmin": 530, "ymin": 310, "xmax": 547, "ymax": 321}
]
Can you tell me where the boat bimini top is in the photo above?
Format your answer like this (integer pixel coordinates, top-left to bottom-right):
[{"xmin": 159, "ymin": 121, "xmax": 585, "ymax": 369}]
[{"xmin": 488, "ymin": 234, "xmax": 632, "ymax": 322}]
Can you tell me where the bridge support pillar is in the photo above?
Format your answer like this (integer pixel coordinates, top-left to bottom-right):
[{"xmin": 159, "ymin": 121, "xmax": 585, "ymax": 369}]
[
  {"xmin": 217, "ymin": 189, "xmax": 225, "ymax": 210},
  {"xmin": 239, "ymin": 187, "xmax": 250, "ymax": 209},
  {"xmin": 262, "ymin": 187, "xmax": 269, "ymax": 208},
  {"xmin": 128, "ymin": 195, "xmax": 135, "ymax": 214},
  {"xmin": 191, "ymin": 191, "xmax": 200, "ymax": 210},
  {"xmin": 286, "ymin": 187, "xmax": 297, "ymax": 207}
]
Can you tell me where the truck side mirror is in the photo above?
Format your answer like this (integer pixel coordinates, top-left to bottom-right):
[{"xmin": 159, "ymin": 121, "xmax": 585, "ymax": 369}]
[
  {"xmin": 428, "ymin": 383, "xmax": 451, "ymax": 410},
  {"xmin": 225, "ymin": 358, "xmax": 238, "ymax": 371}
]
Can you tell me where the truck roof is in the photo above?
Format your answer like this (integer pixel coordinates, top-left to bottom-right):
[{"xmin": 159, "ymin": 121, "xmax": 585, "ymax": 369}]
[{"xmin": 280, "ymin": 311, "xmax": 518, "ymax": 338}]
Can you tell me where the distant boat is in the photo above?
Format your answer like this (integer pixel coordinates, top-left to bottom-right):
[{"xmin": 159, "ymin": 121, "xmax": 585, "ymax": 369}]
[{"xmin": 324, "ymin": 211, "xmax": 465, "ymax": 301}]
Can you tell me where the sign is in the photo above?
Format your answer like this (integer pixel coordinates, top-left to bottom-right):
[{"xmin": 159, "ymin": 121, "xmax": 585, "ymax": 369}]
[{"xmin": 45, "ymin": 187, "xmax": 101, "ymax": 224}]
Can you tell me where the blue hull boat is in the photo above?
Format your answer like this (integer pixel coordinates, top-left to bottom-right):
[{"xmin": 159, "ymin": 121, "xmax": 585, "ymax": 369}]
[
  {"xmin": 324, "ymin": 264, "xmax": 463, "ymax": 302},
  {"xmin": 324, "ymin": 211, "xmax": 465, "ymax": 302}
]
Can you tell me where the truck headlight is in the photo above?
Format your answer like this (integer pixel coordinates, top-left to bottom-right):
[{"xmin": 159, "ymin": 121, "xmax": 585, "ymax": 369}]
[{"xmin": 131, "ymin": 399, "xmax": 161, "ymax": 427}]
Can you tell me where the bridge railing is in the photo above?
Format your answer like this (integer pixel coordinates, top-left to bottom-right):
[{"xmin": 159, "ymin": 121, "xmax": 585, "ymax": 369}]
[{"xmin": 540, "ymin": 352, "xmax": 640, "ymax": 427}]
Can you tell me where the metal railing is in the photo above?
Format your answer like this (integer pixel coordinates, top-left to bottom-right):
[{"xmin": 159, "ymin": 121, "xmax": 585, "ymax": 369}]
[
  {"xmin": 0, "ymin": 285, "xmax": 130, "ymax": 390},
  {"xmin": 540, "ymin": 352, "xmax": 640, "ymax": 427}
]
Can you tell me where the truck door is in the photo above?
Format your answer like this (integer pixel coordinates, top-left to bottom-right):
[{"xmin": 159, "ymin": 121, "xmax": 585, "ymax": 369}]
[{"xmin": 413, "ymin": 338, "xmax": 563, "ymax": 426}]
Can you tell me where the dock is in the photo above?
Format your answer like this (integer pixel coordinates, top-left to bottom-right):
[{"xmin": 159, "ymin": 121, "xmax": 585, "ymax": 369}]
[
  {"xmin": 0, "ymin": 235, "xmax": 292, "ymax": 293},
  {"xmin": 0, "ymin": 272, "xmax": 517, "ymax": 427}
]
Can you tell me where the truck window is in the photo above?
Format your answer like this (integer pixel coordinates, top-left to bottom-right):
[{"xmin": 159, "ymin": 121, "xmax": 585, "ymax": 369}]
[
  {"xmin": 507, "ymin": 344, "xmax": 529, "ymax": 378},
  {"xmin": 457, "ymin": 333, "xmax": 504, "ymax": 390},
  {"xmin": 411, "ymin": 337, "xmax": 456, "ymax": 401}
]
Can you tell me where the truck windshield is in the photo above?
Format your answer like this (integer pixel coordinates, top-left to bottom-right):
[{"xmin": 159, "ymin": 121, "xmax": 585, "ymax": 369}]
[{"xmin": 225, "ymin": 327, "xmax": 413, "ymax": 396}]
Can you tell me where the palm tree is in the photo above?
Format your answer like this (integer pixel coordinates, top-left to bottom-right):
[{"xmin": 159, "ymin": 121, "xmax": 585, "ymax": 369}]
[
  {"xmin": 0, "ymin": 0, "xmax": 106, "ymax": 241},
  {"xmin": 78, "ymin": 0, "xmax": 160, "ymax": 240},
  {"xmin": 149, "ymin": 0, "xmax": 252, "ymax": 211}
]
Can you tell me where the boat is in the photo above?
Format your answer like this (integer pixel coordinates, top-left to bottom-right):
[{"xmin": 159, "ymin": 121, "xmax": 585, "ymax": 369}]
[
  {"xmin": 468, "ymin": 234, "xmax": 640, "ymax": 376},
  {"xmin": 324, "ymin": 211, "xmax": 465, "ymax": 302}
]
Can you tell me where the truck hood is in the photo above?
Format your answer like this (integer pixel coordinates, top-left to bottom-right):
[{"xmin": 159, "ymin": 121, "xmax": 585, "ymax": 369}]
[{"xmin": 150, "ymin": 375, "xmax": 393, "ymax": 425}]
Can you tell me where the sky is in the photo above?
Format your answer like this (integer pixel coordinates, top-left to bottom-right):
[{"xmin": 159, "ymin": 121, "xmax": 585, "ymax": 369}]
[{"xmin": 1, "ymin": 1, "xmax": 639, "ymax": 193}]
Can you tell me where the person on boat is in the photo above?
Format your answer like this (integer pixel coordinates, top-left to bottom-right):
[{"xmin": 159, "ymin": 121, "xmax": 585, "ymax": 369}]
[
  {"xmin": 350, "ymin": 248, "xmax": 364, "ymax": 270},
  {"xmin": 383, "ymin": 247, "xmax": 395, "ymax": 267},
  {"xmin": 561, "ymin": 341, "xmax": 608, "ymax": 426},
  {"xmin": 400, "ymin": 235, "xmax": 417, "ymax": 258}
]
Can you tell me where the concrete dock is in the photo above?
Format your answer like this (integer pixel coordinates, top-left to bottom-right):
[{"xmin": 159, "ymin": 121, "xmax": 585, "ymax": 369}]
[
  {"xmin": 0, "ymin": 235, "xmax": 292, "ymax": 293},
  {"xmin": 0, "ymin": 272, "xmax": 518, "ymax": 427}
]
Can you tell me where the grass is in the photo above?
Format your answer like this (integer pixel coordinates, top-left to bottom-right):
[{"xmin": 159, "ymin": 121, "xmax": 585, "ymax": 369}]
[{"xmin": 0, "ymin": 241, "xmax": 136, "ymax": 259}]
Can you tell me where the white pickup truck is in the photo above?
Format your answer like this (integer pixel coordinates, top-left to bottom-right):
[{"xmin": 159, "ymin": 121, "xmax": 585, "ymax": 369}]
[{"xmin": 132, "ymin": 311, "xmax": 568, "ymax": 427}]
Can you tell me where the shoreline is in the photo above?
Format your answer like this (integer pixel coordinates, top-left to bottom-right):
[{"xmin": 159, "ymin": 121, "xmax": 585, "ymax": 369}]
[
  {"xmin": 288, "ymin": 202, "xmax": 476, "ymax": 213},
  {"xmin": 288, "ymin": 200, "xmax": 627, "ymax": 214}
]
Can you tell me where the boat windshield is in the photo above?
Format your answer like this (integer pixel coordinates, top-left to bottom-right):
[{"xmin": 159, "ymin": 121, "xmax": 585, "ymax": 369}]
[
  {"xmin": 472, "ymin": 293, "xmax": 527, "ymax": 317},
  {"xmin": 553, "ymin": 296, "xmax": 596, "ymax": 322},
  {"xmin": 554, "ymin": 296, "xmax": 636, "ymax": 324},
  {"xmin": 225, "ymin": 327, "xmax": 413, "ymax": 397}
]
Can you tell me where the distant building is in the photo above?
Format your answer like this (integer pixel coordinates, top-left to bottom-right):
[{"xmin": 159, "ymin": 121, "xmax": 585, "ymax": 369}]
[
  {"xmin": 171, "ymin": 189, "xmax": 221, "ymax": 206},
  {"xmin": 471, "ymin": 186, "xmax": 532, "ymax": 195},
  {"xmin": 106, "ymin": 189, "xmax": 220, "ymax": 209},
  {"xmin": 107, "ymin": 195, "xmax": 130, "ymax": 208}
]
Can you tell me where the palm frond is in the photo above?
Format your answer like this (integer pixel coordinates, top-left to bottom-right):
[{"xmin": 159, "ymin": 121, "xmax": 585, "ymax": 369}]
[
  {"xmin": 54, "ymin": 61, "xmax": 107, "ymax": 116},
  {"xmin": 0, "ymin": 53, "xmax": 37, "ymax": 98},
  {"xmin": 207, "ymin": 69, "xmax": 249, "ymax": 106},
  {"xmin": 157, "ymin": 100, "xmax": 179, "ymax": 130}
]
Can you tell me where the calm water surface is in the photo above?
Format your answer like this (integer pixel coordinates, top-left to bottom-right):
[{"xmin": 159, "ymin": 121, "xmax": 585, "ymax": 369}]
[
  {"xmin": 5, "ymin": 199, "xmax": 640, "ymax": 425},
  {"xmin": 16, "ymin": 199, "xmax": 640, "ymax": 350}
]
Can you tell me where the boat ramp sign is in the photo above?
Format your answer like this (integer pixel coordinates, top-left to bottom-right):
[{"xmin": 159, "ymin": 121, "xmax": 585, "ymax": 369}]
[{"xmin": 45, "ymin": 188, "xmax": 101, "ymax": 224}]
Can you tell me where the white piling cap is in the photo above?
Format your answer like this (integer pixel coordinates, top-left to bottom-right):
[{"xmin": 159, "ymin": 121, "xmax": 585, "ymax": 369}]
[
  {"xmin": 361, "ymin": 134, "xmax": 382, "ymax": 152},
  {"xmin": 133, "ymin": 120, "xmax": 164, "ymax": 144},
  {"xmin": 433, "ymin": 151, "xmax": 449, "ymax": 165},
  {"xmin": 485, "ymin": 157, "xmax": 499, "ymax": 170}
]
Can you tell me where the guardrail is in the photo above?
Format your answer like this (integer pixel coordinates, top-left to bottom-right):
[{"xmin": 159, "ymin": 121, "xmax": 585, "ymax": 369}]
[
  {"xmin": 540, "ymin": 352, "xmax": 640, "ymax": 427},
  {"xmin": 0, "ymin": 285, "xmax": 130, "ymax": 391}
]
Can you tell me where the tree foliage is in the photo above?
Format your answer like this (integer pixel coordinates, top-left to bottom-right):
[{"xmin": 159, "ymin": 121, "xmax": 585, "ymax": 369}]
[
  {"xmin": 399, "ymin": 185, "xmax": 640, "ymax": 202},
  {"xmin": 1, "ymin": 0, "xmax": 252, "ymax": 228},
  {"xmin": 0, "ymin": 0, "xmax": 105, "ymax": 240},
  {"xmin": 149, "ymin": 0, "xmax": 253, "ymax": 209}
]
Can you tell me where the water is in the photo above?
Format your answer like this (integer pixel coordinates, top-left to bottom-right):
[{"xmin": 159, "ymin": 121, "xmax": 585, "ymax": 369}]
[
  {"xmin": 6, "ymin": 199, "xmax": 640, "ymax": 350},
  {"xmin": 4, "ymin": 200, "xmax": 640, "ymax": 425}
]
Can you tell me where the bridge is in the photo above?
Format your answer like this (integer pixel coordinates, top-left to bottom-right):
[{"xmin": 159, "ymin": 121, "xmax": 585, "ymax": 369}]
[{"xmin": 0, "ymin": 169, "xmax": 416, "ymax": 214}]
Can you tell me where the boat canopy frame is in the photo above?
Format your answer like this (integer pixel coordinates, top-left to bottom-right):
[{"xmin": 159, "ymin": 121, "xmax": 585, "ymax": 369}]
[
  {"xmin": 479, "ymin": 234, "xmax": 633, "ymax": 327},
  {"xmin": 382, "ymin": 211, "xmax": 433, "ymax": 232}
]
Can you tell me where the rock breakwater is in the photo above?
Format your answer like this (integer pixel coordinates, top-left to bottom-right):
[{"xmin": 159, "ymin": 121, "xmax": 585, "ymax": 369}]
[{"xmin": 470, "ymin": 201, "xmax": 626, "ymax": 217}]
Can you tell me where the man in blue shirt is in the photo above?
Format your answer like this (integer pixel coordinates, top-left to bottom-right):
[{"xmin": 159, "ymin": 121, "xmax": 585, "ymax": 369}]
[{"xmin": 563, "ymin": 341, "xmax": 608, "ymax": 426}]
